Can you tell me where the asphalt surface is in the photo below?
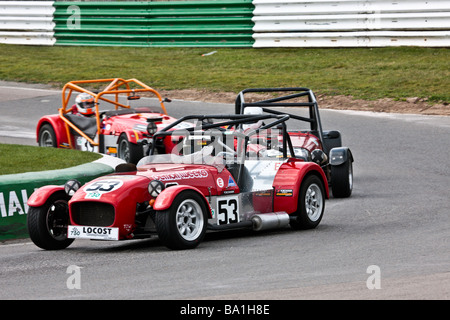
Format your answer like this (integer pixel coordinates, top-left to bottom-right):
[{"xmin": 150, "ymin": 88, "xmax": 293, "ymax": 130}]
[{"xmin": 0, "ymin": 82, "xmax": 449, "ymax": 301}]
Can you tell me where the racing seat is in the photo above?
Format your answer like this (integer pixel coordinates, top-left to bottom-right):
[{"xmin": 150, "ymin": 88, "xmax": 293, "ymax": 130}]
[{"xmin": 64, "ymin": 114, "xmax": 98, "ymax": 140}]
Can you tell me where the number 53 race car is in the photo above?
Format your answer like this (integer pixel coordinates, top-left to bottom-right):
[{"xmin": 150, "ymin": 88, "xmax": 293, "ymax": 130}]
[{"xmin": 27, "ymin": 109, "xmax": 332, "ymax": 250}]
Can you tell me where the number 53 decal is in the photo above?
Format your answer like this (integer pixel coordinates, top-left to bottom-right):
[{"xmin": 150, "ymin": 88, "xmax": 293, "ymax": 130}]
[
  {"xmin": 84, "ymin": 179, "xmax": 124, "ymax": 199},
  {"xmin": 217, "ymin": 195, "xmax": 240, "ymax": 225}
]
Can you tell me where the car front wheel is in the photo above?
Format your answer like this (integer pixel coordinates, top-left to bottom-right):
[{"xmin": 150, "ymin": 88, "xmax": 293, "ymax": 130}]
[
  {"xmin": 27, "ymin": 191, "xmax": 74, "ymax": 250},
  {"xmin": 154, "ymin": 191, "xmax": 208, "ymax": 250},
  {"xmin": 118, "ymin": 134, "xmax": 143, "ymax": 164},
  {"xmin": 331, "ymin": 158, "xmax": 353, "ymax": 198},
  {"xmin": 38, "ymin": 124, "xmax": 57, "ymax": 148}
]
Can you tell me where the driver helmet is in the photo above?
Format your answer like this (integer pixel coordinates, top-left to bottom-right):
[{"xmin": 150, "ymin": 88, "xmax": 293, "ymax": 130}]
[
  {"xmin": 75, "ymin": 92, "xmax": 95, "ymax": 116},
  {"xmin": 242, "ymin": 107, "xmax": 264, "ymax": 130}
]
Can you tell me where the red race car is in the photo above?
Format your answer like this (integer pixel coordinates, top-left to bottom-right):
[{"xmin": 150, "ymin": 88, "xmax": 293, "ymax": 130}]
[
  {"xmin": 27, "ymin": 113, "xmax": 329, "ymax": 250},
  {"xmin": 235, "ymin": 87, "xmax": 354, "ymax": 198},
  {"xmin": 36, "ymin": 78, "xmax": 178, "ymax": 164}
]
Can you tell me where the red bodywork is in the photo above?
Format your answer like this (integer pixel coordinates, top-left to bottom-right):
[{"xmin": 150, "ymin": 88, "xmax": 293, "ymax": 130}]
[
  {"xmin": 61, "ymin": 157, "xmax": 328, "ymax": 240},
  {"xmin": 36, "ymin": 110, "xmax": 178, "ymax": 154}
]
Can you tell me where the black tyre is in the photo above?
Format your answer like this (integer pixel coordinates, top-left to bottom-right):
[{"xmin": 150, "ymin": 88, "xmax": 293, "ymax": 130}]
[
  {"xmin": 290, "ymin": 175, "xmax": 325, "ymax": 230},
  {"xmin": 154, "ymin": 191, "xmax": 208, "ymax": 250},
  {"xmin": 38, "ymin": 124, "xmax": 57, "ymax": 148},
  {"xmin": 27, "ymin": 191, "xmax": 74, "ymax": 250},
  {"xmin": 118, "ymin": 134, "xmax": 143, "ymax": 164},
  {"xmin": 331, "ymin": 158, "xmax": 353, "ymax": 198}
]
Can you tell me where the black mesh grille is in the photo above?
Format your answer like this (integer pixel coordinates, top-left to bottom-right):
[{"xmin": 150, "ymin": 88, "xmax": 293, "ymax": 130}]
[{"xmin": 71, "ymin": 202, "xmax": 115, "ymax": 227}]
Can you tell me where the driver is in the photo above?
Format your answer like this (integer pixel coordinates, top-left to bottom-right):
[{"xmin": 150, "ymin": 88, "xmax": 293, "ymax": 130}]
[
  {"xmin": 71, "ymin": 92, "xmax": 95, "ymax": 116},
  {"xmin": 242, "ymin": 107, "xmax": 264, "ymax": 131}
]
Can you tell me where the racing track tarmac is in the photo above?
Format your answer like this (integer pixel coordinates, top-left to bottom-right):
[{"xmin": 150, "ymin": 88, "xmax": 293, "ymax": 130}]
[{"xmin": 0, "ymin": 82, "xmax": 449, "ymax": 300}]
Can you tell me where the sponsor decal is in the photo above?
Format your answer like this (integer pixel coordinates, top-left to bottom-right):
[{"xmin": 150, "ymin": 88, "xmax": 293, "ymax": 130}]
[
  {"xmin": 276, "ymin": 189, "xmax": 293, "ymax": 197},
  {"xmin": 68, "ymin": 225, "xmax": 119, "ymax": 240},
  {"xmin": 107, "ymin": 146, "xmax": 117, "ymax": 155},
  {"xmin": 217, "ymin": 177, "xmax": 224, "ymax": 188},
  {"xmin": 255, "ymin": 191, "xmax": 272, "ymax": 197},
  {"xmin": 152, "ymin": 169, "xmax": 209, "ymax": 182},
  {"xmin": 227, "ymin": 176, "xmax": 236, "ymax": 187}
]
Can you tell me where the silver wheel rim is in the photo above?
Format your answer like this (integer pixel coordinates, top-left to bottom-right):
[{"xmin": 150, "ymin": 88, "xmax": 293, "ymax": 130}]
[
  {"xmin": 119, "ymin": 139, "xmax": 130, "ymax": 162},
  {"xmin": 176, "ymin": 199, "xmax": 204, "ymax": 241},
  {"xmin": 305, "ymin": 183, "xmax": 323, "ymax": 222},
  {"xmin": 40, "ymin": 130, "xmax": 53, "ymax": 147}
]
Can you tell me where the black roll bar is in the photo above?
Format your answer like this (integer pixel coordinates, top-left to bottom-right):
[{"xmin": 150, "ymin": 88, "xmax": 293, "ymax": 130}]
[{"xmin": 235, "ymin": 87, "xmax": 325, "ymax": 151}]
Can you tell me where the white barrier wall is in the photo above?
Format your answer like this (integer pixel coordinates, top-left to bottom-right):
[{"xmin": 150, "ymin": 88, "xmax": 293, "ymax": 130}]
[
  {"xmin": 0, "ymin": 1, "xmax": 449, "ymax": 47},
  {"xmin": 252, "ymin": 0, "xmax": 450, "ymax": 47},
  {"xmin": 0, "ymin": 1, "xmax": 55, "ymax": 45}
]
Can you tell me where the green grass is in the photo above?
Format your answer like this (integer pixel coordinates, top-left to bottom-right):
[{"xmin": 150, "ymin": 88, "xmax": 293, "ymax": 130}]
[
  {"xmin": 0, "ymin": 45, "xmax": 448, "ymax": 102},
  {"xmin": 0, "ymin": 144, "xmax": 101, "ymax": 175},
  {"xmin": 0, "ymin": 45, "xmax": 448, "ymax": 174}
]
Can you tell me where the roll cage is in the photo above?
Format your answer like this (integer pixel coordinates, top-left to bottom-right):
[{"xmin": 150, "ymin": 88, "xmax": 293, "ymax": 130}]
[
  {"xmin": 58, "ymin": 78, "xmax": 169, "ymax": 149},
  {"xmin": 149, "ymin": 113, "xmax": 296, "ymax": 188},
  {"xmin": 234, "ymin": 87, "xmax": 332, "ymax": 154}
]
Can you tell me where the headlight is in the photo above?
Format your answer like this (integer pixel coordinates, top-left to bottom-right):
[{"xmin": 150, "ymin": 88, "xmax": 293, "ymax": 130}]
[
  {"xmin": 311, "ymin": 149, "xmax": 328, "ymax": 165},
  {"xmin": 147, "ymin": 121, "xmax": 158, "ymax": 135},
  {"xmin": 148, "ymin": 180, "xmax": 164, "ymax": 197},
  {"xmin": 64, "ymin": 179, "xmax": 82, "ymax": 196}
]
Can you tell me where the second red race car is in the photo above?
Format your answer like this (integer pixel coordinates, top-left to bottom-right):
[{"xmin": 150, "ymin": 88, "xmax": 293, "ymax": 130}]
[{"xmin": 36, "ymin": 78, "xmax": 178, "ymax": 164}]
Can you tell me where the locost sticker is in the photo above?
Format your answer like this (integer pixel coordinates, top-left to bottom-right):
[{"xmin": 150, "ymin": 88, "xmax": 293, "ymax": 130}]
[{"xmin": 68, "ymin": 225, "xmax": 119, "ymax": 240}]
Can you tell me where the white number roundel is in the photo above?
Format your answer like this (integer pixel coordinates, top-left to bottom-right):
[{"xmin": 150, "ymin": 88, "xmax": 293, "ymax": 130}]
[{"xmin": 84, "ymin": 179, "xmax": 124, "ymax": 194}]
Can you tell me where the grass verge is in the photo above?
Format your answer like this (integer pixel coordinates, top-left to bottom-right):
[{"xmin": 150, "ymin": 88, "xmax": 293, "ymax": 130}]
[
  {"xmin": 0, "ymin": 45, "xmax": 448, "ymax": 103},
  {"xmin": 0, "ymin": 144, "xmax": 101, "ymax": 175}
]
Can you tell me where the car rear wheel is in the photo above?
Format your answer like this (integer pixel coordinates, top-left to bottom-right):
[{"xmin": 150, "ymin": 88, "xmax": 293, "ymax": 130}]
[
  {"xmin": 38, "ymin": 124, "xmax": 57, "ymax": 148},
  {"xmin": 118, "ymin": 134, "xmax": 143, "ymax": 164},
  {"xmin": 331, "ymin": 158, "xmax": 353, "ymax": 198},
  {"xmin": 154, "ymin": 191, "xmax": 208, "ymax": 250},
  {"xmin": 290, "ymin": 175, "xmax": 325, "ymax": 230},
  {"xmin": 27, "ymin": 191, "xmax": 74, "ymax": 250}
]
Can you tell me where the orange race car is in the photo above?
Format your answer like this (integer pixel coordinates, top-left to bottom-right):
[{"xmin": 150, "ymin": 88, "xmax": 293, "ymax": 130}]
[{"xmin": 36, "ymin": 78, "xmax": 179, "ymax": 164}]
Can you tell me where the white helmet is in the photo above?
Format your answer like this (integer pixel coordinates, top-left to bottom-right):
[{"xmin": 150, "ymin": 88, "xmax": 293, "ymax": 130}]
[
  {"xmin": 243, "ymin": 107, "xmax": 264, "ymax": 130},
  {"xmin": 75, "ymin": 92, "xmax": 95, "ymax": 116}
]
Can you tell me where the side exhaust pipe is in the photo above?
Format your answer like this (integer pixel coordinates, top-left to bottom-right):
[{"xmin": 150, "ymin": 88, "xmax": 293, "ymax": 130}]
[
  {"xmin": 207, "ymin": 212, "xmax": 290, "ymax": 232},
  {"xmin": 252, "ymin": 212, "xmax": 290, "ymax": 231}
]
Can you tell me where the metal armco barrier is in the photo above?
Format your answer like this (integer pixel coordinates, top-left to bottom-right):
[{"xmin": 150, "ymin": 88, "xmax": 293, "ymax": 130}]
[
  {"xmin": 1, "ymin": 0, "xmax": 449, "ymax": 47},
  {"xmin": 53, "ymin": 0, "xmax": 255, "ymax": 47},
  {"xmin": 252, "ymin": 0, "xmax": 450, "ymax": 47},
  {"xmin": 0, "ymin": 162, "xmax": 116, "ymax": 241},
  {"xmin": 0, "ymin": 1, "xmax": 55, "ymax": 45},
  {"xmin": 253, "ymin": 30, "xmax": 450, "ymax": 47}
]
